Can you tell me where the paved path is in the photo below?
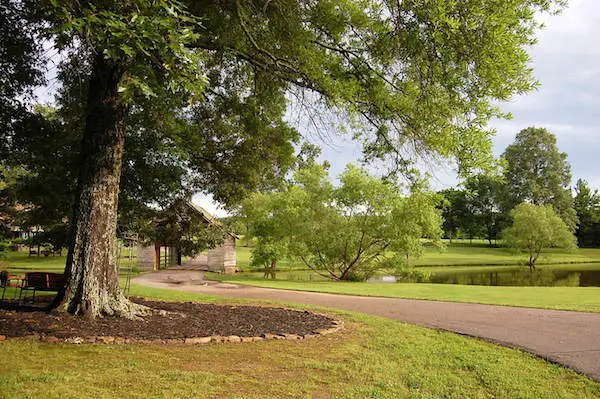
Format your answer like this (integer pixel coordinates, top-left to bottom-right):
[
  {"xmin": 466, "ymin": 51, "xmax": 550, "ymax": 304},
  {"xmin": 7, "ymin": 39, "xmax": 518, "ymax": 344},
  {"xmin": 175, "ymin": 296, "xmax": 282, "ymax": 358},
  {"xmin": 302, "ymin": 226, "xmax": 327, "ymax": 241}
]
[{"xmin": 133, "ymin": 270, "xmax": 600, "ymax": 381}]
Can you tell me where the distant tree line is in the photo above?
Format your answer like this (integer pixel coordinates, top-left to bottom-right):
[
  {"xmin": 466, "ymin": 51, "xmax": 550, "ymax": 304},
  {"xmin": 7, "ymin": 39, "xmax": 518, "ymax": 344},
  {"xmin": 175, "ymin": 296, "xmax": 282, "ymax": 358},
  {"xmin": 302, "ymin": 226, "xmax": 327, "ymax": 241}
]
[{"xmin": 438, "ymin": 127, "xmax": 600, "ymax": 248}]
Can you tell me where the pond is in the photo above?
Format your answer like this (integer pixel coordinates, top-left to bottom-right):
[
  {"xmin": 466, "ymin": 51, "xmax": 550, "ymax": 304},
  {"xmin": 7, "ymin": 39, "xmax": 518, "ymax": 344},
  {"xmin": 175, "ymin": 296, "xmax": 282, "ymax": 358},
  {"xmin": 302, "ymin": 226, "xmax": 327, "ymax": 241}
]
[{"xmin": 368, "ymin": 264, "xmax": 600, "ymax": 287}]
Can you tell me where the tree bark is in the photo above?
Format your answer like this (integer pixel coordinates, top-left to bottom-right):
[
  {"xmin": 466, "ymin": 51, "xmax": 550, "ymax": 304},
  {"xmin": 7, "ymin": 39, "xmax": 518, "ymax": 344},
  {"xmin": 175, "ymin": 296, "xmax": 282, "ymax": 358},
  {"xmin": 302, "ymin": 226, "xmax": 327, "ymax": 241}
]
[
  {"xmin": 154, "ymin": 244, "xmax": 161, "ymax": 270},
  {"xmin": 51, "ymin": 55, "xmax": 146, "ymax": 319},
  {"xmin": 176, "ymin": 245, "xmax": 182, "ymax": 266}
]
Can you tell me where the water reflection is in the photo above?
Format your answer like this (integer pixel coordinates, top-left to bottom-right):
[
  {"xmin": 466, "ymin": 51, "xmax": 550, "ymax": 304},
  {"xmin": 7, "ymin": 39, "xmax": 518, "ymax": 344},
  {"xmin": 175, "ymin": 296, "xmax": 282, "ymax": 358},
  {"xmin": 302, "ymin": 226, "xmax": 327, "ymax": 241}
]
[
  {"xmin": 367, "ymin": 266, "xmax": 600, "ymax": 287},
  {"xmin": 427, "ymin": 268, "xmax": 600, "ymax": 287}
]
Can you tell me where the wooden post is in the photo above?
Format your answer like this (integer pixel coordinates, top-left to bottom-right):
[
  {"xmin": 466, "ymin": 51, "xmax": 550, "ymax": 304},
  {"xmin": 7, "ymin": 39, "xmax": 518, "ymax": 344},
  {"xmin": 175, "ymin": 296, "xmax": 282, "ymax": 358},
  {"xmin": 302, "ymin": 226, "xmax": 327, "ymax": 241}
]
[{"xmin": 154, "ymin": 244, "xmax": 160, "ymax": 271}]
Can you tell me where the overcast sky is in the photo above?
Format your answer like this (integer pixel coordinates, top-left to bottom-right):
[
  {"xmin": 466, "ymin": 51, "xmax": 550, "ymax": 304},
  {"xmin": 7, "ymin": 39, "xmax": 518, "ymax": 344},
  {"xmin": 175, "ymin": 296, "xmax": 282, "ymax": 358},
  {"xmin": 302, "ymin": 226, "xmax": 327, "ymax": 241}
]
[
  {"xmin": 492, "ymin": 0, "xmax": 600, "ymax": 185},
  {"xmin": 198, "ymin": 1, "xmax": 600, "ymax": 215}
]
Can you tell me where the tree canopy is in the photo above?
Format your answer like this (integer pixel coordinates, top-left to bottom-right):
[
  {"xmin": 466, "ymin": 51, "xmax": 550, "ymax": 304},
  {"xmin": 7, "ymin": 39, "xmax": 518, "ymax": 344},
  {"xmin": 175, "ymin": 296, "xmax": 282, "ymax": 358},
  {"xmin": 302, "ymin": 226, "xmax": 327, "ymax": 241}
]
[
  {"xmin": 438, "ymin": 188, "xmax": 473, "ymax": 242},
  {"xmin": 5, "ymin": 0, "xmax": 566, "ymax": 177},
  {"xmin": 0, "ymin": 0, "xmax": 566, "ymax": 318},
  {"xmin": 242, "ymin": 164, "xmax": 442, "ymax": 281},
  {"xmin": 503, "ymin": 127, "xmax": 577, "ymax": 230},
  {"xmin": 502, "ymin": 203, "xmax": 576, "ymax": 269},
  {"xmin": 573, "ymin": 179, "xmax": 600, "ymax": 247},
  {"xmin": 464, "ymin": 174, "xmax": 508, "ymax": 246}
]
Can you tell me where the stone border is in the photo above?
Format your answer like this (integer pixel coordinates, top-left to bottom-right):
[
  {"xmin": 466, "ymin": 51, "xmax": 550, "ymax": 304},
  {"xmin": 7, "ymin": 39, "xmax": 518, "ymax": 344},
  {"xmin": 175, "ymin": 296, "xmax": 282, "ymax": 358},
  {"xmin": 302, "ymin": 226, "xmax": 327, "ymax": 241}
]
[{"xmin": 0, "ymin": 311, "xmax": 344, "ymax": 345}]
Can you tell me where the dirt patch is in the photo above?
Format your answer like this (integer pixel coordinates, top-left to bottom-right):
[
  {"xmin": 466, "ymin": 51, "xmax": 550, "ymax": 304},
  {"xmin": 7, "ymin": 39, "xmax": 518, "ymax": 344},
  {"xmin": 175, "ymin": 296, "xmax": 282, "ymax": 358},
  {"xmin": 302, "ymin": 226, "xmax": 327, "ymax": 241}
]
[{"xmin": 0, "ymin": 298, "xmax": 339, "ymax": 343}]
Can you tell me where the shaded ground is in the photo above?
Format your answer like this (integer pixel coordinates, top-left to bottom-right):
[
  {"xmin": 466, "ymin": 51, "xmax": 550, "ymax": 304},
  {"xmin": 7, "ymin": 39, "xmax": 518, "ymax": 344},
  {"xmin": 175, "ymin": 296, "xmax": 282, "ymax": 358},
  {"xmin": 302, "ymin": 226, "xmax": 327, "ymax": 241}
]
[
  {"xmin": 0, "ymin": 298, "xmax": 334, "ymax": 340},
  {"xmin": 133, "ymin": 270, "xmax": 600, "ymax": 381}
]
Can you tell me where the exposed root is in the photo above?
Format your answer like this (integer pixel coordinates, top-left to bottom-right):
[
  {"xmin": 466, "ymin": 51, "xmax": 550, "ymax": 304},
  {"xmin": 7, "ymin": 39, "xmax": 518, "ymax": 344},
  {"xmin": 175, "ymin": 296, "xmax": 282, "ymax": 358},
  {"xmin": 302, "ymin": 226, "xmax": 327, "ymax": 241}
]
[{"xmin": 96, "ymin": 293, "xmax": 152, "ymax": 320}]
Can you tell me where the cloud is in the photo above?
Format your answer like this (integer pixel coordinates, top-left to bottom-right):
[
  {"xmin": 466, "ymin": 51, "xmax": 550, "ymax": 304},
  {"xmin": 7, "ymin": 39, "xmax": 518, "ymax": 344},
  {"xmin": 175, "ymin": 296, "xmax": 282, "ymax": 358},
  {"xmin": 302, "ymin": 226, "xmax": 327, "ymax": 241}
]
[
  {"xmin": 490, "ymin": 0, "xmax": 600, "ymax": 188},
  {"xmin": 311, "ymin": 1, "xmax": 600, "ymax": 190}
]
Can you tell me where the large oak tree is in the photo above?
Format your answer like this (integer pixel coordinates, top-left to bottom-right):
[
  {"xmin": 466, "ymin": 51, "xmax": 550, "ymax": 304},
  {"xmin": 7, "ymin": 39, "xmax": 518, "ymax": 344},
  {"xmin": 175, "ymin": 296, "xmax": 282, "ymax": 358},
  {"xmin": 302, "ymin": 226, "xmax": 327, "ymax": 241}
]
[
  {"xmin": 2, "ymin": 0, "xmax": 565, "ymax": 318},
  {"xmin": 503, "ymin": 127, "xmax": 578, "ymax": 231}
]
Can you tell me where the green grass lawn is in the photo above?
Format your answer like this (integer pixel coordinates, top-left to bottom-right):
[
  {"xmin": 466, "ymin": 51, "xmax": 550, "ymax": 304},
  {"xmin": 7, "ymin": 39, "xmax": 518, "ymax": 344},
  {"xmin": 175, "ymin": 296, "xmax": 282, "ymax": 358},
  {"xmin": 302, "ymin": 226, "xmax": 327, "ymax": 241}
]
[
  {"xmin": 0, "ymin": 251, "xmax": 138, "ymax": 274},
  {"xmin": 420, "ymin": 262, "xmax": 600, "ymax": 274},
  {"xmin": 214, "ymin": 242, "xmax": 600, "ymax": 313},
  {"xmin": 1, "ymin": 285, "xmax": 598, "ymax": 398},
  {"xmin": 0, "ymin": 251, "xmax": 67, "ymax": 273},
  {"xmin": 5, "ymin": 246, "xmax": 600, "ymax": 313},
  {"xmin": 0, "ymin": 251, "xmax": 136, "ymax": 301},
  {"xmin": 415, "ymin": 244, "xmax": 600, "ymax": 266},
  {"xmin": 212, "ymin": 277, "xmax": 600, "ymax": 313},
  {"xmin": 238, "ymin": 239, "xmax": 600, "ymax": 269},
  {"xmin": 6, "ymin": 242, "xmax": 599, "ymax": 273}
]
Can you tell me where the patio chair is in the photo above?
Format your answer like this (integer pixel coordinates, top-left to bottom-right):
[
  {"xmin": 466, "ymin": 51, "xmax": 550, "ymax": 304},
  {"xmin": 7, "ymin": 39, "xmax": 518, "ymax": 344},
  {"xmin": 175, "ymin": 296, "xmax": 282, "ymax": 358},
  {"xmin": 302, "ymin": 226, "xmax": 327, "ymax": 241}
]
[
  {"xmin": 19, "ymin": 272, "xmax": 47, "ymax": 304},
  {"xmin": 0, "ymin": 271, "xmax": 8, "ymax": 301},
  {"xmin": 19, "ymin": 272, "xmax": 66, "ymax": 304}
]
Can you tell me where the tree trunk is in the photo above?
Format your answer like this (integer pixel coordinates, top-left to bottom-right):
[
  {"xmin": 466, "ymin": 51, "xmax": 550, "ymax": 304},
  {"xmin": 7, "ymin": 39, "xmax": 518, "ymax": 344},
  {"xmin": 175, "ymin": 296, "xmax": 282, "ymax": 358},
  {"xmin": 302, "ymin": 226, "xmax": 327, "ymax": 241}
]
[
  {"xmin": 263, "ymin": 260, "xmax": 277, "ymax": 279},
  {"xmin": 154, "ymin": 244, "xmax": 161, "ymax": 270},
  {"xmin": 176, "ymin": 245, "xmax": 182, "ymax": 266},
  {"xmin": 51, "ymin": 55, "xmax": 146, "ymax": 319}
]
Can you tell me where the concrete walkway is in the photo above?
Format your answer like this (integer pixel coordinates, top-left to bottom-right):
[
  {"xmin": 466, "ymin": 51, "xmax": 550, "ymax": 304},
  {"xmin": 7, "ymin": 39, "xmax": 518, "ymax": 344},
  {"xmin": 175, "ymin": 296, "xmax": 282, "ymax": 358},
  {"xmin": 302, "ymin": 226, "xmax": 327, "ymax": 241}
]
[{"xmin": 133, "ymin": 270, "xmax": 600, "ymax": 382}]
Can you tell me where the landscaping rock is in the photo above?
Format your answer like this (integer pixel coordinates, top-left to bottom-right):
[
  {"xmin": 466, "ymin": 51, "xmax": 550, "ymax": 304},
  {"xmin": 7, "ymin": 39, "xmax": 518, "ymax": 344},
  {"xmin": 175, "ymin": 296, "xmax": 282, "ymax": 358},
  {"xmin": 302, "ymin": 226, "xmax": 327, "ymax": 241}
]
[
  {"xmin": 0, "ymin": 298, "xmax": 340, "ymax": 345},
  {"xmin": 64, "ymin": 337, "xmax": 84, "ymax": 344},
  {"xmin": 98, "ymin": 336, "xmax": 115, "ymax": 344},
  {"xmin": 184, "ymin": 337, "xmax": 211, "ymax": 345},
  {"xmin": 41, "ymin": 336, "xmax": 60, "ymax": 343}
]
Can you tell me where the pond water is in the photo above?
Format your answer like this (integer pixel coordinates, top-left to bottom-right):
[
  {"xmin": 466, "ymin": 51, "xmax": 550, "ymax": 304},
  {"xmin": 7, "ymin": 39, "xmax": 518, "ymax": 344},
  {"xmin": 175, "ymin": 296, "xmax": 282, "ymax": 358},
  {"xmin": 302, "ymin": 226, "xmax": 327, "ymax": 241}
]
[{"xmin": 369, "ymin": 265, "xmax": 600, "ymax": 287}]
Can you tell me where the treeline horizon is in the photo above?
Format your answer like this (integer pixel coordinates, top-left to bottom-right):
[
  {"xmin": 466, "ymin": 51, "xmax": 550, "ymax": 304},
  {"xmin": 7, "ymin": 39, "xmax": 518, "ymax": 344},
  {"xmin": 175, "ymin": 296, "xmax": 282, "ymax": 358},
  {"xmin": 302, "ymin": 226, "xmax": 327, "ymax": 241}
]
[{"xmin": 436, "ymin": 127, "xmax": 600, "ymax": 248}]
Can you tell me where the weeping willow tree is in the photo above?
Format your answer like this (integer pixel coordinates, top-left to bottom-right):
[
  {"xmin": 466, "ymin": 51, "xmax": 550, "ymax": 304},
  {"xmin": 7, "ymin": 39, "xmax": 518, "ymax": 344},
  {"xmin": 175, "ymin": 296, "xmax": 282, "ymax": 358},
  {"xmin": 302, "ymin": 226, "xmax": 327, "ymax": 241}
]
[{"xmin": 1, "ymin": 0, "xmax": 565, "ymax": 318}]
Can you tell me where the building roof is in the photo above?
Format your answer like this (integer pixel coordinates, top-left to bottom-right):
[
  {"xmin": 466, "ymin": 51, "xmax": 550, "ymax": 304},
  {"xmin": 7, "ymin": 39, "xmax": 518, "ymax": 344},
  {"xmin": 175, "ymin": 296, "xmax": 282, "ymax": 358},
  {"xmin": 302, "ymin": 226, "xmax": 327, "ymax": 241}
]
[
  {"xmin": 184, "ymin": 201, "xmax": 239, "ymax": 239},
  {"xmin": 186, "ymin": 201, "xmax": 220, "ymax": 226}
]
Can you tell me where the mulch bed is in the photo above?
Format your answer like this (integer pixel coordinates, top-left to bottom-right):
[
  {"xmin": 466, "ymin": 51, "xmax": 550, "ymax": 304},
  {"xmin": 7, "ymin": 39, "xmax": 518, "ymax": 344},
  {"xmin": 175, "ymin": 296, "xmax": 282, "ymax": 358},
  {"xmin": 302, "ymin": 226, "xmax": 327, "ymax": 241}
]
[{"xmin": 0, "ymin": 298, "xmax": 339, "ymax": 343}]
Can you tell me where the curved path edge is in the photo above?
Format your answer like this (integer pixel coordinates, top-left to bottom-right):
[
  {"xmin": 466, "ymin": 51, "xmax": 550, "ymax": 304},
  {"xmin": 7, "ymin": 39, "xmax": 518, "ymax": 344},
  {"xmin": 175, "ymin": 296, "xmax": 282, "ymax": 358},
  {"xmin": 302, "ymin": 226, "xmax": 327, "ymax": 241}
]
[{"xmin": 133, "ymin": 270, "xmax": 600, "ymax": 382}]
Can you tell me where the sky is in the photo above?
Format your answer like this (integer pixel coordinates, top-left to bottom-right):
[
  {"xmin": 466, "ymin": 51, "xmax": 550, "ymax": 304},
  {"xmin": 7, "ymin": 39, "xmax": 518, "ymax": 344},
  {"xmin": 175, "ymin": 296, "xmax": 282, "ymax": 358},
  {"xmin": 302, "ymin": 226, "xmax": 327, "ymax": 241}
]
[
  {"xmin": 490, "ymin": 0, "xmax": 600, "ymax": 187},
  {"xmin": 197, "ymin": 0, "xmax": 600, "ymax": 216},
  {"xmin": 27, "ymin": 1, "xmax": 595, "ymax": 217},
  {"xmin": 313, "ymin": 0, "xmax": 600, "ymax": 186},
  {"xmin": 25, "ymin": 2, "xmax": 598, "ymax": 217}
]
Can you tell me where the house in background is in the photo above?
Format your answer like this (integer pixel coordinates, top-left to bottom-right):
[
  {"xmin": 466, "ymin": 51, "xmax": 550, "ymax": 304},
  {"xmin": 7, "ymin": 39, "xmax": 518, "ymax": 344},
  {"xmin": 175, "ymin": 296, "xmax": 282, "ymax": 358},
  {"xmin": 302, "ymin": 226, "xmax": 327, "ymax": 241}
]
[
  {"xmin": 136, "ymin": 201, "xmax": 238, "ymax": 273},
  {"xmin": 1, "ymin": 203, "xmax": 44, "ymax": 253}
]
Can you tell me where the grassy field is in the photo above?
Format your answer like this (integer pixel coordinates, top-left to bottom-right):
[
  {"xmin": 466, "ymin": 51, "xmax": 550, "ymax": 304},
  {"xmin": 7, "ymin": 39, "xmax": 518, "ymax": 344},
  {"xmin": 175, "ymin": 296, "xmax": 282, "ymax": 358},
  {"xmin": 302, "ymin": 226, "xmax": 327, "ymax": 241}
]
[
  {"xmin": 236, "ymin": 240, "xmax": 600, "ymax": 270},
  {"xmin": 0, "ymin": 250, "xmax": 138, "ymax": 274},
  {"xmin": 0, "ymin": 251, "xmax": 67, "ymax": 273},
  {"xmin": 1, "ymin": 285, "xmax": 599, "ymax": 398},
  {"xmin": 211, "ymin": 277, "xmax": 600, "ymax": 313},
  {"xmin": 5, "ymin": 242, "xmax": 599, "ymax": 273},
  {"xmin": 214, "ymin": 242, "xmax": 600, "ymax": 313},
  {"xmin": 4, "ymin": 246, "xmax": 600, "ymax": 312},
  {"xmin": 414, "ymin": 244, "xmax": 600, "ymax": 266},
  {"xmin": 0, "ymin": 251, "xmax": 137, "ymax": 300}
]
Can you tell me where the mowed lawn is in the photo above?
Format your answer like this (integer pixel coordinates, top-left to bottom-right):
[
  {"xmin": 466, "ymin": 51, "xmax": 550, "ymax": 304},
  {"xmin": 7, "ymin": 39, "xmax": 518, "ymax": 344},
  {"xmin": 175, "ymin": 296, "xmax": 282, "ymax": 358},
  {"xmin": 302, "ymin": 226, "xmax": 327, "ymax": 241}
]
[
  {"xmin": 0, "ymin": 250, "xmax": 137, "ymax": 274},
  {"xmin": 220, "ymin": 243, "xmax": 600, "ymax": 313},
  {"xmin": 1, "ymin": 285, "xmax": 599, "ymax": 398},
  {"xmin": 0, "ymin": 251, "xmax": 67, "ymax": 273},
  {"xmin": 236, "ymin": 240, "xmax": 600, "ymax": 269},
  {"xmin": 4, "ymin": 246, "xmax": 600, "ymax": 313},
  {"xmin": 415, "ymin": 243, "xmax": 600, "ymax": 266},
  {"xmin": 213, "ymin": 278, "xmax": 600, "ymax": 313}
]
